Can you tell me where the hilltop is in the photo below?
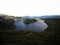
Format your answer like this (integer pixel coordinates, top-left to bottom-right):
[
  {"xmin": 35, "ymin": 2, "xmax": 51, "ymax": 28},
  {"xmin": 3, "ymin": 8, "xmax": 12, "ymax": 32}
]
[{"xmin": 0, "ymin": 14, "xmax": 16, "ymax": 30}]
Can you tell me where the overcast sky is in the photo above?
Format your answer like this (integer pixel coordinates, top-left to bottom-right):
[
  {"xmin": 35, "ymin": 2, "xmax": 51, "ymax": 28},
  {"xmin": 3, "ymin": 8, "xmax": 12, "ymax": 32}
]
[{"xmin": 0, "ymin": 0, "xmax": 60, "ymax": 16}]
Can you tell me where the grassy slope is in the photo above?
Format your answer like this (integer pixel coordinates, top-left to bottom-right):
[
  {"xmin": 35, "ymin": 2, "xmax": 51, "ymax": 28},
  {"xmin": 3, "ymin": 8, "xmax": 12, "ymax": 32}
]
[
  {"xmin": 0, "ymin": 15, "xmax": 16, "ymax": 30},
  {"xmin": 0, "ymin": 18, "xmax": 60, "ymax": 45}
]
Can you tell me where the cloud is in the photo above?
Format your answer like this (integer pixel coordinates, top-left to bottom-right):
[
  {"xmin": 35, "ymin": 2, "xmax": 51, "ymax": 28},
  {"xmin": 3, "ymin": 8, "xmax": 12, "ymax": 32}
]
[{"xmin": 0, "ymin": 0, "xmax": 60, "ymax": 16}]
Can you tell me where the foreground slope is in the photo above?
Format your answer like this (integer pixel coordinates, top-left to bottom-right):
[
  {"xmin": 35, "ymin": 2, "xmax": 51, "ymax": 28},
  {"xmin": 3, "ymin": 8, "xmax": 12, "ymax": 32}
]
[{"xmin": 0, "ymin": 18, "xmax": 60, "ymax": 45}]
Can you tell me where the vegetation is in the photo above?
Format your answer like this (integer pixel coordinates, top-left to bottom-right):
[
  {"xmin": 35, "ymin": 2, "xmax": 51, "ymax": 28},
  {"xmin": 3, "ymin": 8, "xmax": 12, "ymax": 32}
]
[
  {"xmin": 0, "ymin": 14, "xmax": 16, "ymax": 30},
  {"xmin": 23, "ymin": 18, "xmax": 37, "ymax": 24},
  {"xmin": 0, "ymin": 14, "xmax": 60, "ymax": 45}
]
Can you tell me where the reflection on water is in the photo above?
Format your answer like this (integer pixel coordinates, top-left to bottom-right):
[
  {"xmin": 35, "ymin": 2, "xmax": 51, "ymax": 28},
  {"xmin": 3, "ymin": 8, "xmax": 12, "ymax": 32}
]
[{"xmin": 14, "ymin": 19, "xmax": 48, "ymax": 32}]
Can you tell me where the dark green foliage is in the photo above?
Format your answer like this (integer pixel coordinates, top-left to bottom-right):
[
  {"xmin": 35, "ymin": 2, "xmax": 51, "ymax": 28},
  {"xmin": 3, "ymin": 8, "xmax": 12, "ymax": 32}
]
[
  {"xmin": 23, "ymin": 18, "xmax": 37, "ymax": 24},
  {"xmin": 0, "ymin": 15, "xmax": 16, "ymax": 30}
]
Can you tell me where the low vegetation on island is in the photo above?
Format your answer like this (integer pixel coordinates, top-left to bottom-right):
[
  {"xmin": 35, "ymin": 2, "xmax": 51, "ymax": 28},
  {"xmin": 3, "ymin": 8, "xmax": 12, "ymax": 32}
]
[{"xmin": 23, "ymin": 18, "xmax": 37, "ymax": 24}]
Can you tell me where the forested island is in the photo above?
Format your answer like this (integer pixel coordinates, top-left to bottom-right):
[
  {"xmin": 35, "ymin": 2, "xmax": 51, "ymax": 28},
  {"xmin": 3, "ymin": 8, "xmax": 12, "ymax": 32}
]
[{"xmin": 23, "ymin": 18, "xmax": 37, "ymax": 24}]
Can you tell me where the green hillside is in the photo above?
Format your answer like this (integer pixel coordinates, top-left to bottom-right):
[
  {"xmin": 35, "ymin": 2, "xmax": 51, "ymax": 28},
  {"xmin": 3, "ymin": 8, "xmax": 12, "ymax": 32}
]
[
  {"xmin": 0, "ymin": 18, "xmax": 60, "ymax": 45},
  {"xmin": 0, "ymin": 14, "xmax": 16, "ymax": 30}
]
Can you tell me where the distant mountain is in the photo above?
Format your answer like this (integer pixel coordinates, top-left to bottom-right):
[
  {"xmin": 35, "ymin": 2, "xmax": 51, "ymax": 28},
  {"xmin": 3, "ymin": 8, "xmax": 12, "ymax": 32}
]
[
  {"xmin": 23, "ymin": 16, "xmax": 31, "ymax": 18},
  {"xmin": 39, "ymin": 15, "xmax": 60, "ymax": 18},
  {"xmin": 23, "ymin": 15, "xmax": 60, "ymax": 18},
  {"xmin": 24, "ymin": 16, "xmax": 36, "ymax": 18}
]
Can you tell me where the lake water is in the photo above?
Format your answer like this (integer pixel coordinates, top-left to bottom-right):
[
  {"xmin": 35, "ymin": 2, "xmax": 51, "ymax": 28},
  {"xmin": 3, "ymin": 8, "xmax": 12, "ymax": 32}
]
[{"xmin": 14, "ymin": 19, "xmax": 48, "ymax": 32}]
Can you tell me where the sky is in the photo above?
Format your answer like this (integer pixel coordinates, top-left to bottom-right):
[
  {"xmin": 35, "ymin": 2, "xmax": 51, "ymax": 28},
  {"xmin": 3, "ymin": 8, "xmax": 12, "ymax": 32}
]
[{"xmin": 0, "ymin": 0, "xmax": 60, "ymax": 16}]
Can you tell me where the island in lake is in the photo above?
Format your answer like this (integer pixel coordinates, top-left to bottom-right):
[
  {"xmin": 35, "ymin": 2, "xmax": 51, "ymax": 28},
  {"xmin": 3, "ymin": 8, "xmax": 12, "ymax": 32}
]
[{"xmin": 23, "ymin": 18, "xmax": 37, "ymax": 24}]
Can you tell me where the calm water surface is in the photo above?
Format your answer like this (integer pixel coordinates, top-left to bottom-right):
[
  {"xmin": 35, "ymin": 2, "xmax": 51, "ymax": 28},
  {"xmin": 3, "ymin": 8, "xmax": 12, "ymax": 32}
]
[{"xmin": 14, "ymin": 19, "xmax": 48, "ymax": 32}]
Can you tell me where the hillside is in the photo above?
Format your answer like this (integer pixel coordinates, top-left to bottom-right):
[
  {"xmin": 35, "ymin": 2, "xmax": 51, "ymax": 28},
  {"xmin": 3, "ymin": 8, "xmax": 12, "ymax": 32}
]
[
  {"xmin": 0, "ymin": 18, "xmax": 60, "ymax": 45},
  {"xmin": 0, "ymin": 14, "xmax": 16, "ymax": 30}
]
